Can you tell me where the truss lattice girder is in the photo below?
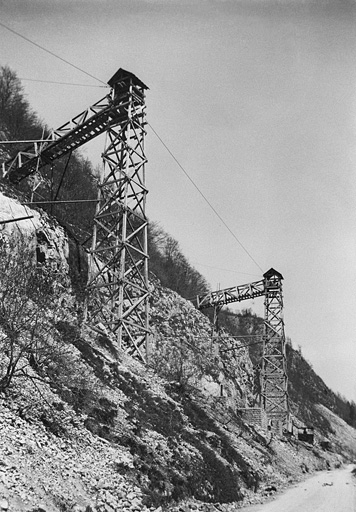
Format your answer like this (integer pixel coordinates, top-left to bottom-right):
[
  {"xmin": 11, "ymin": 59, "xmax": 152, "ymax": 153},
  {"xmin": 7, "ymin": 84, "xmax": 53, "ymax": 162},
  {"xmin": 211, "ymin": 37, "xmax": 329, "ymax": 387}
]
[
  {"xmin": 197, "ymin": 279, "xmax": 265, "ymax": 309},
  {"xmin": 3, "ymin": 78, "xmax": 147, "ymax": 184},
  {"xmin": 3, "ymin": 95, "xmax": 140, "ymax": 183}
]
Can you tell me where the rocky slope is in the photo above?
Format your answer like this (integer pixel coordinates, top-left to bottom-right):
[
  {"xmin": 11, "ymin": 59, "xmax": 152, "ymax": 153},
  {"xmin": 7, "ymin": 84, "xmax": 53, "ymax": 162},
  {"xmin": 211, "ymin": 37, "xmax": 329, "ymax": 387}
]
[
  {"xmin": 0, "ymin": 342, "xmax": 351, "ymax": 512},
  {"xmin": 0, "ymin": 191, "xmax": 355, "ymax": 512}
]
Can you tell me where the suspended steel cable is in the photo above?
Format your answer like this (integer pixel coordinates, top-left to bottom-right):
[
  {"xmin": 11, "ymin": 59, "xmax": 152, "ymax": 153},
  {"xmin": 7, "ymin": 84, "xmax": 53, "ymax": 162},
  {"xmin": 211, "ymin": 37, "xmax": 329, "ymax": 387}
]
[
  {"xmin": 147, "ymin": 122, "xmax": 264, "ymax": 274},
  {"xmin": 53, "ymin": 152, "xmax": 72, "ymax": 203},
  {"xmin": 22, "ymin": 199, "xmax": 98, "ymax": 205},
  {"xmin": 0, "ymin": 21, "xmax": 106, "ymax": 86},
  {"xmin": 0, "ymin": 140, "xmax": 52, "ymax": 143},
  {"xmin": 19, "ymin": 77, "xmax": 108, "ymax": 88},
  {"xmin": 191, "ymin": 261, "xmax": 261, "ymax": 278},
  {"xmin": 0, "ymin": 215, "xmax": 34, "ymax": 224},
  {"xmin": 161, "ymin": 334, "xmax": 263, "ymax": 341}
]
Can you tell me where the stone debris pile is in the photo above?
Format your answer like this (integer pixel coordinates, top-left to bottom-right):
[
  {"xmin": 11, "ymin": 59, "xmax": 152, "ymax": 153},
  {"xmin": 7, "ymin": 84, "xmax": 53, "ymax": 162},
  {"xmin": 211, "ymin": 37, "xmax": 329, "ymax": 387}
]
[{"xmin": 0, "ymin": 396, "xmax": 159, "ymax": 512}]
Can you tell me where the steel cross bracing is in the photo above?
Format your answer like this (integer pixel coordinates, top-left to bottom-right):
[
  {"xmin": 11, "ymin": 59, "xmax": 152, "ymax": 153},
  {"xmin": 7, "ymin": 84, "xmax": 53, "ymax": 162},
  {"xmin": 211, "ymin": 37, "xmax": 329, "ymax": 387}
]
[
  {"xmin": 197, "ymin": 268, "xmax": 289, "ymax": 426},
  {"xmin": 87, "ymin": 71, "xmax": 149, "ymax": 361},
  {"xmin": 261, "ymin": 269, "xmax": 288, "ymax": 425},
  {"xmin": 2, "ymin": 68, "xmax": 150, "ymax": 362}
]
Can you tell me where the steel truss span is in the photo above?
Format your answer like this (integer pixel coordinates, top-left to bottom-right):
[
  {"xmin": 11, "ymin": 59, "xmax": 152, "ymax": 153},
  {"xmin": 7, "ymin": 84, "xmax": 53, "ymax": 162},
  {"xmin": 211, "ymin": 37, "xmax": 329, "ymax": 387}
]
[
  {"xmin": 3, "ymin": 68, "xmax": 150, "ymax": 362},
  {"xmin": 197, "ymin": 268, "xmax": 289, "ymax": 427}
]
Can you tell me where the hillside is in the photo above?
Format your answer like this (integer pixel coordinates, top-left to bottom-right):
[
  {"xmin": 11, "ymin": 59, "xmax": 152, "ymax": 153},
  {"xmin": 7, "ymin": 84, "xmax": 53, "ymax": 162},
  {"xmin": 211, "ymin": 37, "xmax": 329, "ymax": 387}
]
[
  {"xmin": 0, "ymin": 191, "xmax": 355, "ymax": 512},
  {"xmin": 0, "ymin": 66, "xmax": 355, "ymax": 512}
]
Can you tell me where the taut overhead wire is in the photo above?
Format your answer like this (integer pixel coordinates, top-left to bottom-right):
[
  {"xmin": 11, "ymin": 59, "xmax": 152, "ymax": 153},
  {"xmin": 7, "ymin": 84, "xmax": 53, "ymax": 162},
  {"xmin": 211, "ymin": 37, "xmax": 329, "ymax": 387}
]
[
  {"xmin": 19, "ymin": 78, "xmax": 108, "ymax": 88},
  {"xmin": 0, "ymin": 21, "xmax": 107, "ymax": 86},
  {"xmin": 148, "ymin": 122, "xmax": 264, "ymax": 274}
]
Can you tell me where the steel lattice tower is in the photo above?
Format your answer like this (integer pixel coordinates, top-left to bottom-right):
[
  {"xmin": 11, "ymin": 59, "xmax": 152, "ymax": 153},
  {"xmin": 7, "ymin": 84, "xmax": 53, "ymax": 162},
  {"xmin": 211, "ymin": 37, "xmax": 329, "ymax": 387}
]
[
  {"xmin": 197, "ymin": 268, "xmax": 289, "ymax": 428},
  {"xmin": 87, "ymin": 70, "xmax": 149, "ymax": 361},
  {"xmin": 2, "ymin": 68, "xmax": 150, "ymax": 362},
  {"xmin": 261, "ymin": 269, "xmax": 288, "ymax": 425}
]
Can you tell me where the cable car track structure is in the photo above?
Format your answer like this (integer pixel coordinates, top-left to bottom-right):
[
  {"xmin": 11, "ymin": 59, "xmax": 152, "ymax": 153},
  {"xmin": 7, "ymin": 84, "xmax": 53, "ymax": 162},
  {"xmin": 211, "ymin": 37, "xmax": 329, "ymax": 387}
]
[{"xmin": 2, "ymin": 68, "xmax": 289, "ymax": 429}]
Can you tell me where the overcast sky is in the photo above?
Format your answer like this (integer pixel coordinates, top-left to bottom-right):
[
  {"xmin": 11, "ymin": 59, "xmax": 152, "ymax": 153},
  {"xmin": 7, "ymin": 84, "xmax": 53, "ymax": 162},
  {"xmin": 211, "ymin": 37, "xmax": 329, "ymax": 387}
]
[{"xmin": 1, "ymin": 0, "xmax": 356, "ymax": 402}]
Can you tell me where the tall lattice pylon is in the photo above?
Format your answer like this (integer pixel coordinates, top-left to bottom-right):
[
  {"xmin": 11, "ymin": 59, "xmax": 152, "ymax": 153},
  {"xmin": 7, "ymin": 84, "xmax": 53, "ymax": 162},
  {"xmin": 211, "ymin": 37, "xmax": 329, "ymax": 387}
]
[
  {"xmin": 261, "ymin": 268, "xmax": 289, "ymax": 425},
  {"xmin": 2, "ymin": 68, "xmax": 150, "ymax": 362},
  {"xmin": 87, "ymin": 69, "xmax": 150, "ymax": 362}
]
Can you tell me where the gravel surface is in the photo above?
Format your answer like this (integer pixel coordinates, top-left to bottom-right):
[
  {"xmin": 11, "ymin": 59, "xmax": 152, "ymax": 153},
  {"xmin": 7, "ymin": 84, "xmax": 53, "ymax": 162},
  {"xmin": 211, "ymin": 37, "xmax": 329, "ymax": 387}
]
[{"xmin": 237, "ymin": 465, "xmax": 356, "ymax": 512}]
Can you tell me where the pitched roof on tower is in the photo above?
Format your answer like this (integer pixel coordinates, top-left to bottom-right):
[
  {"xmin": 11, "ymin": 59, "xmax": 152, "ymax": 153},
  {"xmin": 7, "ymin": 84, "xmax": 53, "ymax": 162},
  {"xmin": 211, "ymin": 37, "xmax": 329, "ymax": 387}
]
[
  {"xmin": 263, "ymin": 268, "xmax": 284, "ymax": 280},
  {"xmin": 107, "ymin": 68, "xmax": 149, "ymax": 90}
]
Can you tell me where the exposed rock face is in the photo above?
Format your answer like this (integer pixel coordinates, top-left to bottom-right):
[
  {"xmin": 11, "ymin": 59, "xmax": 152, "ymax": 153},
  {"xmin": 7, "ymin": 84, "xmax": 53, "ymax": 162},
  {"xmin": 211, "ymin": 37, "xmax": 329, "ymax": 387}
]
[
  {"xmin": 0, "ymin": 191, "xmax": 254, "ymax": 410},
  {"xmin": 149, "ymin": 279, "xmax": 255, "ymax": 408},
  {"xmin": 0, "ymin": 191, "xmax": 69, "ymax": 271}
]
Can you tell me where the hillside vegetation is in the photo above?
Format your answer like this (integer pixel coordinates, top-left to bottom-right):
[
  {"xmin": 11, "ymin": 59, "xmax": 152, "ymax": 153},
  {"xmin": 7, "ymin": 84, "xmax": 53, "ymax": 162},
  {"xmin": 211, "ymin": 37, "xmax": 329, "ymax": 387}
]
[{"xmin": 0, "ymin": 66, "xmax": 355, "ymax": 512}]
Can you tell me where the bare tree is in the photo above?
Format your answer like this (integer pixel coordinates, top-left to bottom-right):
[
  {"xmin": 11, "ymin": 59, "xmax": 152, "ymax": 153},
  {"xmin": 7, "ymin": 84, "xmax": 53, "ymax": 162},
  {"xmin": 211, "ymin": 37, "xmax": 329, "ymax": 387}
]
[
  {"xmin": 0, "ymin": 235, "xmax": 70, "ymax": 391},
  {"xmin": 148, "ymin": 222, "xmax": 210, "ymax": 299},
  {"xmin": 150, "ymin": 334, "xmax": 219, "ymax": 390}
]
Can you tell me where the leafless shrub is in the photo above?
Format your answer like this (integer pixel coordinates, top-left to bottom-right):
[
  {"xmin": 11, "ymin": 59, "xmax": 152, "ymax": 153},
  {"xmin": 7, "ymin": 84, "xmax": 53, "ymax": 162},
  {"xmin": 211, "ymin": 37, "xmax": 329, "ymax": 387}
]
[
  {"xmin": 150, "ymin": 335, "xmax": 219, "ymax": 390},
  {"xmin": 0, "ymin": 234, "xmax": 71, "ymax": 391}
]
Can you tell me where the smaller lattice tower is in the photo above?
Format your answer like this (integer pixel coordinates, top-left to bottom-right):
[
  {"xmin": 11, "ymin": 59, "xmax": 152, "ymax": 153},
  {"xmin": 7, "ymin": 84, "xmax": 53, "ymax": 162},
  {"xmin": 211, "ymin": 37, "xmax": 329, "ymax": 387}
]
[
  {"xmin": 261, "ymin": 269, "xmax": 288, "ymax": 426},
  {"xmin": 197, "ymin": 268, "xmax": 289, "ymax": 429}
]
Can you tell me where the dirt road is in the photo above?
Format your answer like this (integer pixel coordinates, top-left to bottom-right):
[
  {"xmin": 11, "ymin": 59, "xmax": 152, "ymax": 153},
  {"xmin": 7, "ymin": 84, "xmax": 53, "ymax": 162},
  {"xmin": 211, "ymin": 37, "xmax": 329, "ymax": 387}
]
[{"xmin": 239, "ymin": 465, "xmax": 356, "ymax": 512}]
